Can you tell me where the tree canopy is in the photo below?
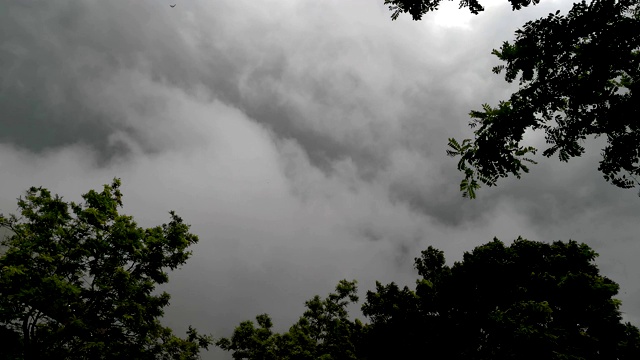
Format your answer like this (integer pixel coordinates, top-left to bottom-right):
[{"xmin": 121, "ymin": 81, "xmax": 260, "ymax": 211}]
[
  {"xmin": 217, "ymin": 238, "xmax": 640, "ymax": 359},
  {"xmin": 388, "ymin": 0, "xmax": 640, "ymax": 198},
  {"xmin": 0, "ymin": 179, "xmax": 211, "ymax": 359},
  {"xmin": 363, "ymin": 238, "xmax": 640, "ymax": 359},
  {"xmin": 216, "ymin": 279, "xmax": 365, "ymax": 360}
]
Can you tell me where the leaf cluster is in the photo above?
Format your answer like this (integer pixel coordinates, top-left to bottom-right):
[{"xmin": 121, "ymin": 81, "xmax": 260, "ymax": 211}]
[
  {"xmin": 446, "ymin": 0, "xmax": 640, "ymax": 197},
  {"xmin": 216, "ymin": 280, "xmax": 364, "ymax": 360},
  {"xmin": 0, "ymin": 179, "xmax": 212, "ymax": 359},
  {"xmin": 384, "ymin": 0, "xmax": 541, "ymax": 20}
]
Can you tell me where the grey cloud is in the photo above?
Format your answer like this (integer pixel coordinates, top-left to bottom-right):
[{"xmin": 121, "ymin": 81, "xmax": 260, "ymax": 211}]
[
  {"xmin": 1, "ymin": 0, "xmax": 503, "ymax": 178},
  {"xmin": 1, "ymin": 0, "xmax": 223, "ymax": 160},
  {"xmin": 360, "ymin": 225, "xmax": 384, "ymax": 242}
]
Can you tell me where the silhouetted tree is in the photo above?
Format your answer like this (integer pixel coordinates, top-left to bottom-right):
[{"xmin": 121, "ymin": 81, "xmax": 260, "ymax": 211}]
[
  {"xmin": 217, "ymin": 280, "xmax": 365, "ymax": 360},
  {"xmin": 364, "ymin": 238, "xmax": 640, "ymax": 359},
  {"xmin": 218, "ymin": 238, "xmax": 640, "ymax": 359}
]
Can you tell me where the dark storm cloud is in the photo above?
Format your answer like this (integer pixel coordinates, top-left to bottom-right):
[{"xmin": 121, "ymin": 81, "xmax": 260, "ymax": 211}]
[
  {"xmin": 1, "ymin": 4, "xmax": 119, "ymax": 158},
  {"xmin": 3, "ymin": 1, "xmax": 151, "ymax": 160},
  {"xmin": 1, "ymin": 0, "xmax": 239, "ymax": 161},
  {"xmin": 2, "ymin": 0, "xmax": 633, "ymax": 255},
  {"xmin": 0, "ymin": 1, "xmax": 331, "ymax": 169},
  {"xmin": 1, "ymin": 0, "xmax": 502, "ymax": 178}
]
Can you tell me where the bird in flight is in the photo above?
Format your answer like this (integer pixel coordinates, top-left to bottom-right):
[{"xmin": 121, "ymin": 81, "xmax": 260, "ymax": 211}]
[{"xmin": 170, "ymin": 4, "xmax": 176, "ymax": 7}]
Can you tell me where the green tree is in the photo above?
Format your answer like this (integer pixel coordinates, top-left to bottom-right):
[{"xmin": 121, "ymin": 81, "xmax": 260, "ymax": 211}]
[
  {"xmin": 216, "ymin": 280, "xmax": 365, "ymax": 360},
  {"xmin": 360, "ymin": 246, "xmax": 449, "ymax": 359},
  {"xmin": 219, "ymin": 238, "xmax": 639, "ymax": 359},
  {"xmin": 0, "ymin": 179, "xmax": 212, "ymax": 359},
  {"xmin": 386, "ymin": 0, "xmax": 640, "ymax": 198},
  {"xmin": 363, "ymin": 238, "xmax": 640, "ymax": 359}
]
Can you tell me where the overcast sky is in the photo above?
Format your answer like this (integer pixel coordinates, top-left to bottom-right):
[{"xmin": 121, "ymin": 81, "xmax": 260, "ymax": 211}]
[{"xmin": 2, "ymin": 0, "xmax": 639, "ymax": 358}]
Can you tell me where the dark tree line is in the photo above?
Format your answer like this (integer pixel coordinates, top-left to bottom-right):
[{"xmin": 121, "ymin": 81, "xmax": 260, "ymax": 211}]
[
  {"xmin": 2, "ymin": 183, "xmax": 637, "ymax": 358},
  {"xmin": 218, "ymin": 238, "xmax": 640, "ymax": 359}
]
